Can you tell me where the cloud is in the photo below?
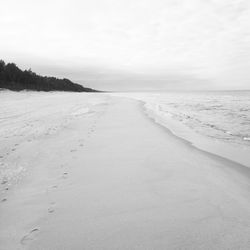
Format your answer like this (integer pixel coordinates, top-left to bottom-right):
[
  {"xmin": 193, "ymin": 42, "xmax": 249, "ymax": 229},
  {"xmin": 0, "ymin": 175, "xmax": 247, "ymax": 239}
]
[{"xmin": 0, "ymin": 0, "xmax": 250, "ymax": 90}]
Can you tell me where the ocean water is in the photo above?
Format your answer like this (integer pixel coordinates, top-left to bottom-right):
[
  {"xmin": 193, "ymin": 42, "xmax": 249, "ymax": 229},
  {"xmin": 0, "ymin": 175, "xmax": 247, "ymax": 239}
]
[
  {"xmin": 117, "ymin": 90, "xmax": 250, "ymax": 166},
  {"xmin": 139, "ymin": 91, "xmax": 250, "ymax": 146}
]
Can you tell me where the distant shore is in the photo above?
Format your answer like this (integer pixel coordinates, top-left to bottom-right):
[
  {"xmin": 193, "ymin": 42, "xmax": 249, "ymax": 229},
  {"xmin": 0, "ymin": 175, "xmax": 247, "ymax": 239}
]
[{"xmin": 0, "ymin": 59, "xmax": 99, "ymax": 92}]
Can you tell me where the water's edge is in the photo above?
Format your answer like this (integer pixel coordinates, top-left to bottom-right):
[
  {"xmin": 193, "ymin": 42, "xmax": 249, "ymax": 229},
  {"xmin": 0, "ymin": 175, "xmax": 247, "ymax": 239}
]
[{"xmin": 139, "ymin": 99, "xmax": 250, "ymax": 169}]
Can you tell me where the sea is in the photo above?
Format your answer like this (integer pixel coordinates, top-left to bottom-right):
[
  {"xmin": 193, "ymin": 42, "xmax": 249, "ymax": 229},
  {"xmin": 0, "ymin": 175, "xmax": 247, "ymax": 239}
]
[{"xmin": 118, "ymin": 90, "xmax": 250, "ymax": 167}]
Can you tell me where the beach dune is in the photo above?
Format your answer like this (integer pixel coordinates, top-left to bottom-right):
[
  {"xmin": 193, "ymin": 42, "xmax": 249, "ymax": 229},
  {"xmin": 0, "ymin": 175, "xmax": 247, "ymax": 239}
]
[{"xmin": 1, "ymin": 92, "xmax": 250, "ymax": 249}]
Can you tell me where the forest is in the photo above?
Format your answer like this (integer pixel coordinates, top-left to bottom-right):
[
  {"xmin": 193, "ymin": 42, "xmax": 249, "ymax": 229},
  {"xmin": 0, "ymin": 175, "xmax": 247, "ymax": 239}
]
[{"xmin": 0, "ymin": 60, "xmax": 98, "ymax": 92}]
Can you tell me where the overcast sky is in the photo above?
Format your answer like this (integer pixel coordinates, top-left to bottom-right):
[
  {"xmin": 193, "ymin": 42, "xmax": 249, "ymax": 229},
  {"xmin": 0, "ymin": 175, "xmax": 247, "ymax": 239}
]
[{"xmin": 1, "ymin": 0, "xmax": 250, "ymax": 90}]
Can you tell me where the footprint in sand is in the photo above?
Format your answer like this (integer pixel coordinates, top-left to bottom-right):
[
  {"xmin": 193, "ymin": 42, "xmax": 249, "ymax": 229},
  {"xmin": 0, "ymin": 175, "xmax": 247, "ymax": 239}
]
[
  {"xmin": 62, "ymin": 172, "xmax": 68, "ymax": 179},
  {"xmin": 1, "ymin": 178, "xmax": 8, "ymax": 185},
  {"xmin": 48, "ymin": 207, "xmax": 55, "ymax": 213},
  {"xmin": 21, "ymin": 228, "xmax": 39, "ymax": 245},
  {"xmin": 78, "ymin": 139, "xmax": 84, "ymax": 144}
]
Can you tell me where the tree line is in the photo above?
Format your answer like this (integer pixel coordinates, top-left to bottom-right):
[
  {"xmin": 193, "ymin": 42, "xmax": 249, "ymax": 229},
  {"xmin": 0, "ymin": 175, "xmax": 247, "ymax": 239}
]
[{"xmin": 0, "ymin": 60, "xmax": 98, "ymax": 92}]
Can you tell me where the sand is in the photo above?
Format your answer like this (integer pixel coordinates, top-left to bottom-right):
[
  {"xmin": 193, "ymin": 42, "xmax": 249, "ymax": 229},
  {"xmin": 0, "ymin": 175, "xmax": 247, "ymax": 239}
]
[{"xmin": 1, "ymin": 91, "xmax": 250, "ymax": 249}]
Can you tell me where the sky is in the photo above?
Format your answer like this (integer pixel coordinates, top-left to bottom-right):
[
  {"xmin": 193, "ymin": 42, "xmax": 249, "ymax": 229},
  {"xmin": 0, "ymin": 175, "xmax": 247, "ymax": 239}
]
[{"xmin": 0, "ymin": 0, "xmax": 250, "ymax": 91}]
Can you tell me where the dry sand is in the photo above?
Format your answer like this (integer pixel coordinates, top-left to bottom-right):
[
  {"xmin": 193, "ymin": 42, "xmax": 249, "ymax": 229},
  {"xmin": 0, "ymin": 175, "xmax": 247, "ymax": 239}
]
[{"xmin": 1, "ymin": 91, "xmax": 250, "ymax": 249}]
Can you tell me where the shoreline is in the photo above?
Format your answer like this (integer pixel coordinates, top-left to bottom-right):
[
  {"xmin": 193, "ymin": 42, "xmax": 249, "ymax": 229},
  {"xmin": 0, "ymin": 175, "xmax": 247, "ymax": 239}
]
[
  {"xmin": 110, "ymin": 92, "xmax": 250, "ymax": 169},
  {"xmin": 142, "ymin": 99, "xmax": 250, "ymax": 169},
  {"xmin": 139, "ymin": 100, "xmax": 250, "ymax": 183},
  {"xmin": 111, "ymin": 90, "xmax": 250, "ymax": 169}
]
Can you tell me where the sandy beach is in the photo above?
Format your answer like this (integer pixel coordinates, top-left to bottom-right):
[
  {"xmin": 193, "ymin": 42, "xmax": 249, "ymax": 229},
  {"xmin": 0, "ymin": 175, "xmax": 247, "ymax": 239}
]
[{"xmin": 1, "ymin": 91, "xmax": 250, "ymax": 249}]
